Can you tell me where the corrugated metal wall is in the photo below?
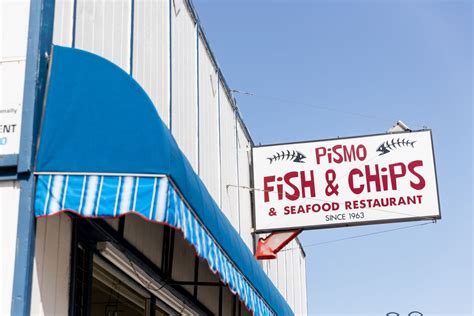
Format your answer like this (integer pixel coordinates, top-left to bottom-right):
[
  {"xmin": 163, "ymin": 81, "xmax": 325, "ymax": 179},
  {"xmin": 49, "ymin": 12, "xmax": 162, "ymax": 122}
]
[
  {"xmin": 124, "ymin": 214, "xmax": 164, "ymax": 267},
  {"xmin": 133, "ymin": 0, "xmax": 170, "ymax": 125},
  {"xmin": 171, "ymin": 0, "xmax": 198, "ymax": 170},
  {"xmin": 75, "ymin": 0, "xmax": 131, "ymax": 72},
  {"xmin": 43, "ymin": 0, "xmax": 309, "ymax": 314},
  {"xmin": 197, "ymin": 36, "xmax": 220, "ymax": 203},
  {"xmin": 52, "ymin": 0, "xmax": 74, "ymax": 46},
  {"xmin": 0, "ymin": 182, "xmax": 21, "ymax": 315},
  {"xmin": 262, "ymin": 238, "xmax": 308, "ymax": 314},
  {"xmin": 219, "ymin": 83, "xmax": 240, "ymax": 229},
  {"xmin": 31, "ymin": 214, "xmax": 72, "ymax": 315},
  {"xmin": 237, "ymin": 122, "xmax": 253, "ymax": 250}
]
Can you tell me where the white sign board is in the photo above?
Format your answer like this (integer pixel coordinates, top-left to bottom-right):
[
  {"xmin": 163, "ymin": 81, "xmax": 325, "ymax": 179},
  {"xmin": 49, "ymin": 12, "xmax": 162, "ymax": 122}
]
[
  {"xmin": 0, "ymin": 104, "xmax": 21, "ymax": 156},
  {"xmin": 0, "ymin": 1, "xmax": 29, "ymax": 157},
  {"xmin": 252, "ymin": 130, "xmax": 440, "ymax": 232}
]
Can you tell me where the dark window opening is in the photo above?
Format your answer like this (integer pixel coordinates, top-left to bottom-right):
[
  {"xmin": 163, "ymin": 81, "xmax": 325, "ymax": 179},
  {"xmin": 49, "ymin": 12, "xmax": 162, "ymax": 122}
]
[
  {"xmin": 91, "ymin": 262, "xmax": 148, "ymax": 316},
  {"xmin": 71, "ymin": 241, "xmax": 172, "ymax": 316}
]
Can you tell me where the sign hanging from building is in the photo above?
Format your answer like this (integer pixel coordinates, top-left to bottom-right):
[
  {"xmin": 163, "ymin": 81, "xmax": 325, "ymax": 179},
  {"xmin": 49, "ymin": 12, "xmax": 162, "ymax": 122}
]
[
  {"xmin": 0, "ymin": 106, "xmax": 20, "ymax": 155},
  {"xmin": 252, "ymin": 130, "xmax": 440, "ymax": 232},
  {"xmin": 0, "ymin": 57, "xmax": 25, "ymax": 156}
]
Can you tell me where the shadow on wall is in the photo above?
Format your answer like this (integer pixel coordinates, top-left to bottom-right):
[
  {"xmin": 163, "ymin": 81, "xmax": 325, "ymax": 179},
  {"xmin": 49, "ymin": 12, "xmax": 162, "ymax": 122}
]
[{"xmin": 31, "ymin": 214, "xmax": 72, "ymax": 315}]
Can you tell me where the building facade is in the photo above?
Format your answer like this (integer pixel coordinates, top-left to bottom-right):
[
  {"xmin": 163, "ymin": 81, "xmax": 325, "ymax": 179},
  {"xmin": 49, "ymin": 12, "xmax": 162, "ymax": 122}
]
[{"xmin": 0, "ymin": 0, "xmax": 307, "ymax": 315}]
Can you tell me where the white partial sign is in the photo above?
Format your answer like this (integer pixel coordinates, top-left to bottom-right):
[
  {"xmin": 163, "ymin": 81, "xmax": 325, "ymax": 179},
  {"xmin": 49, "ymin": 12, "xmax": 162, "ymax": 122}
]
[
  {"xmin": 0, "ymin": 1, "xmax": 29, "ymax": 157},
  {"xmin": 0, "ymin": 105, "xmax": 21, "ymax": 156},
  {"xmin": 252, "ymin": 130, "xmax": 440, "ymax": 232}
]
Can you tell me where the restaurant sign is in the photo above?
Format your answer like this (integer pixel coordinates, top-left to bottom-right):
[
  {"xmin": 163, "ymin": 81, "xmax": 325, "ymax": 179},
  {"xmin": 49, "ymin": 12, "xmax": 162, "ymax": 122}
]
[{"xmin": 252, "ymin": 130, "xmax": 440, "ymax": 232}]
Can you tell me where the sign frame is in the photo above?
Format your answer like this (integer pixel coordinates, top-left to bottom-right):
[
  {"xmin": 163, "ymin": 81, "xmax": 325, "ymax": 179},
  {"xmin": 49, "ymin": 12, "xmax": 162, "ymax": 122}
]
[{"xmin": 252, "ymin": 129, "xmax": 441, "ymax": 233}]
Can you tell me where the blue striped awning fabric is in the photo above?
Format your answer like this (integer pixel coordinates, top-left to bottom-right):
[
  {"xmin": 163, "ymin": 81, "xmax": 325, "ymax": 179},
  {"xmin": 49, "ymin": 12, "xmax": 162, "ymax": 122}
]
[{"xmin": 35, "ymin": 174, "xmax": 273, "ymax": 316}]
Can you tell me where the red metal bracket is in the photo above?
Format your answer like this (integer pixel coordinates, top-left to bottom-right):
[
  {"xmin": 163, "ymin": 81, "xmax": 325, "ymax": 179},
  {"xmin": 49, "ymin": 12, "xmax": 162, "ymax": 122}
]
[{"xmin": 255, "ymin": 230, "xmax": 302, "ymax": 260}]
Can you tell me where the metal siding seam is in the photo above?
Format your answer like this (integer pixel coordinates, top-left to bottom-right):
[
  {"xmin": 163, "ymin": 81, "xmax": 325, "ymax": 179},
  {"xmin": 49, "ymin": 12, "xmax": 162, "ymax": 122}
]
[
  {"xmin": 284, "ymin": 251, "xmax": 289, "ymax": 302},
  {"xmin": 72, "ymin": 0, "xmax": 77, "ymax": 47},
  {"xmin": 217, "ymin": 78, "xmax": 222, "ymax": 208},
  {"xmin": 297, "ymin": 254, "xmax": 303, "ymax": 314},
  {"xmin": 11, "ymin": 0, "xmax": 56, "ymax": 314},
  {"xmin": 168, "ymin": 0, "xmax": 173, "ymax": 130},
  {"xmin": 67, "ymin": 218, "xmax": 78, "ymax": 315},
  {"xmin": 129, "ymin": 0, "xmax": 135, "ymax": 75},
  {"xmin": 234, "ymin": 110, "xmax": 241, "ymax": 234},
  {"xmin": 196, "ymin": 23, "xmax": 200, "ymax": 175}
]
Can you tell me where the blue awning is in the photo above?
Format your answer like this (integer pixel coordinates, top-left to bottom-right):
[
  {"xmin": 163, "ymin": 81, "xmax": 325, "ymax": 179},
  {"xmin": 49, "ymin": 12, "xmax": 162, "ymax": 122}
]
[{"xmin": 34, "ymin": 46, "xmax": 293, "ymax": 316}]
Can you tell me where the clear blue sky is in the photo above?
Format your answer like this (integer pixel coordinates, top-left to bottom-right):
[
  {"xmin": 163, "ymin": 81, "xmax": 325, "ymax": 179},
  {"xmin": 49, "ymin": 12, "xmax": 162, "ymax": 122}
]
[{"xmin": 194, "ymin": 1, "xmax": 472, "ymax": 315}]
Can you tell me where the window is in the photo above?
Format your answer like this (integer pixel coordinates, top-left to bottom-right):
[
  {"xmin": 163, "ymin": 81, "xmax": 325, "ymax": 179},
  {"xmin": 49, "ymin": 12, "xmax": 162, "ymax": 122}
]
[
  {"xmin": 72, "ymin": 241, "xmax": 173, "ymax": 316},
  {"xmin": 91, "ymin": 262, "xmax": 149, "ymax": 316}
]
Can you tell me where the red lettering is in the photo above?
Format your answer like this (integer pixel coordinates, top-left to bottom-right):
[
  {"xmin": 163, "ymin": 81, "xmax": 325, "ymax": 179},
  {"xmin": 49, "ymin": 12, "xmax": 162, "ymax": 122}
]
[
  {"xmin": 365, "ymin": 164, "xmax": 381, "ymax": 192},
  {"xmin": 263, "ymin": 176, "xmax": 275, "ymax": 202},
  {"xmin": 356, "ymin": 144, "xmax": 367, "ymax": 160},
  {"xmin": 300, "ymin": 170, "xmax": 316, "ymax": 198},
  {"xmin": 408, "ymin": 160, "xmax": 426, "ymax": 190},
  {"xmin": 389, "ymin": 197, "xmax": 396, "ymax": 206},
  {"xmin": 343, "ymin": 145, "xmax": 355, "ymax": 161},
  {"xmin": 312, "ymin": 204, "xmax": 320, "ymax": 212},
  {"xmin": 315, "ymin": 147, "xmax": 326, "ymax": 165},
  {"xmin": 315, "ymin": 144, "xmax": 367, "ymax": 165},
  {"xmin": 332, "ymin": 145, "xmax": 343, "ymax": 163},
  {"xmin": 284, "ymin": 171, "xmax": 300, "ymax": 200},
  {"xmin": 348, "ymin": 168, "xmax": 364, "ymax": 194},
  {"xmin": 389, "ymin": 162, "xmax": 407, "ymax": 190}
]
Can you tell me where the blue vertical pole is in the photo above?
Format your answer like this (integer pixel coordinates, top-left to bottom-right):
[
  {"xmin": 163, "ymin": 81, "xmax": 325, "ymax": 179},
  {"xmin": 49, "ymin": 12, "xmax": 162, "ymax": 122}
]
[{"xmin": 11, "ymin": 0, "xmax": 55, "ymax": 314}]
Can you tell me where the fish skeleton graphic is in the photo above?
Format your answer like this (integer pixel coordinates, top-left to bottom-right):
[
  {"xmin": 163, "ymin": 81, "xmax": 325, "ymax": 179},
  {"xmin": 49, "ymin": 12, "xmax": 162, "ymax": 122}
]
[
  {"xmin": 267, "ymin": 150, "xmax": 306, "ymax": 164},
  {"xmin": 376, "ymin": 138, "xmax": 416, "ymax": 156}
]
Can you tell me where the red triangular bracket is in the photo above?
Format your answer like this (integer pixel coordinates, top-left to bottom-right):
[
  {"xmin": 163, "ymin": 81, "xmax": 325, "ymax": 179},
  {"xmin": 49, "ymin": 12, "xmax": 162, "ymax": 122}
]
[{"xmin": 255, "ymin": 230, "xmax": 302, "ymax": 260}]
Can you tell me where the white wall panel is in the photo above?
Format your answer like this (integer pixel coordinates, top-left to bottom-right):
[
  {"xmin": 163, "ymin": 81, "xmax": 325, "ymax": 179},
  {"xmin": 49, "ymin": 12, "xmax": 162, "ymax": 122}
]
[
  {"xmin": 103, "ymin": 217, "xmax": 119, "ymax": 230},
  {"xmin": 196, "ymin": 257, "xmax": 220, "ymax": 315},
  {"xmin": 123, "ymin": 215, "xmax": 164, "ymax": 268},
  {"xmin": 237, "ymin": 122, "xmax": 253, "ymax": 250},
  {"xmin": 75, "ymin": 0, "xmax": 131, "ymax": 72},
  {"xmin": 292, "ymin": 247, "xmax": 302, "ymax": 314},
  {"xmin": 276, "ymin": 246, "xmax": 287, "ymax": 299},
  {"xmin": 133, "ymin": 0, "xmax": 170, "ymax": 125},
  {"xmin": 171, "ymin": 0, "xmax": 198, "ymax": 169},
  {"xmin": 219, "ymin": 82, "xmax": 239, "ymax": 229},
  {"xmin": 267, "ymin": 253, "xmax": 279, "ymax": 289},
  {"xmin": 198, "ymin": 37, "xmax": 220, "ymax": 204},
  {"xmin": 221, "ymin": 286, "xmax": 235, "ymax": 316},
  {"xmin": 264, "ymin": 238, "xmax": 307, "ymax": 314},
  {"xmin": 301, "ymin": 251, "xmax": 308, "ymax": 315},
  {"xmin": 52, "ymin": 0, "xmax": 74, "ymax": 46},
  {"xmin": 31, "ymin": 214, "xmax": 72, "ymax": 315},
  {"xmin": 285, "ymin": 242, "xmax": 295, "ymax": 310},
  {"xmin": 0, "ymin": 181, "xmax": 20, "ymax": 316},
  {"xmin": 171, "ymin": 230, "xmax": 195, "ymax": 294}
]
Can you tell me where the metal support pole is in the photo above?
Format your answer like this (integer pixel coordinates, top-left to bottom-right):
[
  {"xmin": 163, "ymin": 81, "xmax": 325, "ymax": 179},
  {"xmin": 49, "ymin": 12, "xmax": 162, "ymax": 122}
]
[{"xmin": 11, "ymin": 0, "xmax": 55, "ymax": 314}]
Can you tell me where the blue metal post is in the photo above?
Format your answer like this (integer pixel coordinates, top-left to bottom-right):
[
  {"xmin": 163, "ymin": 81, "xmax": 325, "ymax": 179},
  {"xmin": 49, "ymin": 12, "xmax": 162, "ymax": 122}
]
[{"xmin": 11, "ymin": 0, "xmax": 55, "ymax": 314}]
